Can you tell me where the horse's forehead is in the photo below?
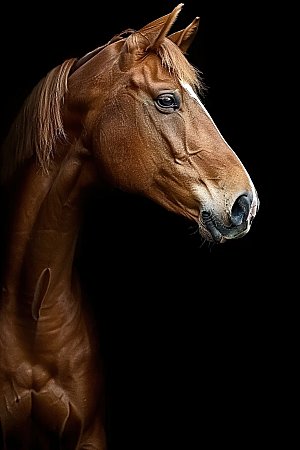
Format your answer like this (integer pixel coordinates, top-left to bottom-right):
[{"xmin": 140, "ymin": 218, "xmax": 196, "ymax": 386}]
[{"xmin": 130, "ymin": 55, "xmax": 178, "ymax": 88}]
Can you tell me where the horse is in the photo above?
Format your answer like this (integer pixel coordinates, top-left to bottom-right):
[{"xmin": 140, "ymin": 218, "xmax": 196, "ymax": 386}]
[{"xmin": 0, "ymin": 3, "xmax": 259, "ymax": 448}]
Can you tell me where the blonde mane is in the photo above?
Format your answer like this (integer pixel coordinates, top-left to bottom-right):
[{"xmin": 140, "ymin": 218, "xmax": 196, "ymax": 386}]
[{"xmin": 0, "ymin": 59, "xmax": 76, "ymax": 184}]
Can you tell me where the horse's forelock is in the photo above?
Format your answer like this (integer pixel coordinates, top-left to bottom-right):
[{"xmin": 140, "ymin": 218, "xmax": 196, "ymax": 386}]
[{"xmin": 157, "ymin": 38, "xmax": 204, "ymax": 94}]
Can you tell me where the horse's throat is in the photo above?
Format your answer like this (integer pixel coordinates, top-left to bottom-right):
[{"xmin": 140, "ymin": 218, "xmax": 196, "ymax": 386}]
[{"xmin": 2, "ymin": 154, "xmax": 90, "ymax": 310}]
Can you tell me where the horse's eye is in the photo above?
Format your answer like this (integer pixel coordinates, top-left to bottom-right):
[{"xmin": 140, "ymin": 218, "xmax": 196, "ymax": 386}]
[{"xmin": 155, "ymin": 93, "xmax": 179, "ymax": 112}]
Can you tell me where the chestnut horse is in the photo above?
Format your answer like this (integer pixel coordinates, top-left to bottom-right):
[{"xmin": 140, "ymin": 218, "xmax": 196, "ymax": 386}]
[{"xmin": 0, "ymin": 4, "xmax": 259, "ymax": 449}]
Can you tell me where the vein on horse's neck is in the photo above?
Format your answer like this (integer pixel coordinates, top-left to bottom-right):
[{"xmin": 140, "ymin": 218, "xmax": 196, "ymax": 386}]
[{"xmin": 4, "ymin": 148, "xmax": 93, "ymax": 299}]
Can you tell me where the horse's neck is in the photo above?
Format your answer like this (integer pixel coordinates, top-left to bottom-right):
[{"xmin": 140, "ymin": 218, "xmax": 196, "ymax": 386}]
[{"xmin": 2, "ymin": 145, "xmax": 98, "ymax": 316}]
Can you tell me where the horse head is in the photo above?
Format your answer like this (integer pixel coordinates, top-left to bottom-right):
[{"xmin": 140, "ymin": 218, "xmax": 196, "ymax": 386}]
[{"xmin": 66, "ymin": 3, "xmax": 259, "ymax": 243}]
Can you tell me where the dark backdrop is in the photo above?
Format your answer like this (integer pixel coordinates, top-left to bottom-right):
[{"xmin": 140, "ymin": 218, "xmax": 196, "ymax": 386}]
[{"xmin": 0, "ymin": 1, "xmax": 288, "ymax": 448}]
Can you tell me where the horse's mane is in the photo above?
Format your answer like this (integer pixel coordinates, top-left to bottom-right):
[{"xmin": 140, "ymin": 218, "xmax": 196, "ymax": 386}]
[
  {"xmin": 0, "ymin": 59, "xmax": 76, "ymax": 184},
  {"xmin": 0, "ymin": 32, "xmax": 203, "ymax": 185}
]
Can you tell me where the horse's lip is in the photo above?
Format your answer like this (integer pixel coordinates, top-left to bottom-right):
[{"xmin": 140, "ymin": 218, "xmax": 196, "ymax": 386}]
[{"xmin": 201, "ymin": 211, "xmax": 248, "ymax": 243}]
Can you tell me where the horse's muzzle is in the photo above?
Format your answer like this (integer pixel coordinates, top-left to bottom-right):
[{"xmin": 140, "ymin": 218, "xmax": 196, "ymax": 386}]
[{"xmin": 202, "ymin": 193, "xmax": 254, "ymax": 242}]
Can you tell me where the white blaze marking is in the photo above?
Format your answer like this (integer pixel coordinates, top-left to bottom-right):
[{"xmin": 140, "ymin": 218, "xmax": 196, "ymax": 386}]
[
  {"xmin": 180, "ymin": 80, "xmax": 259, "ymax": 217},
  {"xmin": 180, "ymin": 81, "xmax": 229, "ymax": 146}
]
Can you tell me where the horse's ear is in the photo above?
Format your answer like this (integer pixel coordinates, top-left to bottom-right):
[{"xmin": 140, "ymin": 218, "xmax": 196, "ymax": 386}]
[
  {"xmin": 119, "ymin": 3, "xmax": 184, "ymax": 71},
  {"xmin": 138, "ymin": 3, "xmax": 184, "ymax": 49},
  {"xmin": 168, "ymin": 17, "xmax": 200, "ymax": 53}
]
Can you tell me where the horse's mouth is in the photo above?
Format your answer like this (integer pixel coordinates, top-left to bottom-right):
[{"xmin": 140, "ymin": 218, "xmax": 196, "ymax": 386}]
[{"xmin": 201, "ymin": 211, "xmax": 249, "ymax": 243}]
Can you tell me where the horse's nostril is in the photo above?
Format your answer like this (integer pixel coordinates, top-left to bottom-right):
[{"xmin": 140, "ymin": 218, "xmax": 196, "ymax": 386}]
[{"xmin": 231, "ymin": 193, "xmax": 252, "ymax": 226}]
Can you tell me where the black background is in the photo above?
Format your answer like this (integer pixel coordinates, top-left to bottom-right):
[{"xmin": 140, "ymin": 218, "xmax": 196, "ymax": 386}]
[{"xmin": 0, "ymin": 1, "xmax": 290, "ymax": 448}]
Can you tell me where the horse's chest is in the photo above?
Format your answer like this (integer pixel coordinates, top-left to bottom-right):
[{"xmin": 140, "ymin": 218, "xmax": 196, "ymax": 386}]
[{"xmin": 0, "ymin": 362, "xmax": 83, "ymax": 441}]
